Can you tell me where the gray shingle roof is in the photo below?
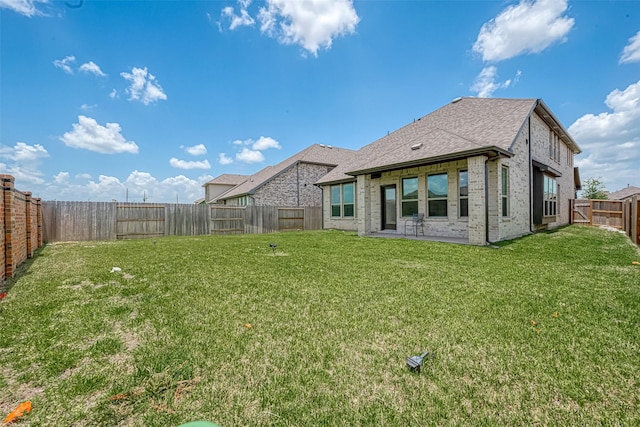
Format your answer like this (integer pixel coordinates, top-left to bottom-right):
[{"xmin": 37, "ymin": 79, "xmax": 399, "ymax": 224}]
[
  {"xmin": 218, "ymin": 144, "xmax": 356, "ymax": 200},
  {"xmin": 203, "ymin": 173, "xmax": 249, "ymax": 186},
  {"xmin": 608, "ymin": 186, "xmax": 640, "ymax": 200},
  {"xmin": 317, "ymin": 97, "xmax": 581, "ymax": 184}
]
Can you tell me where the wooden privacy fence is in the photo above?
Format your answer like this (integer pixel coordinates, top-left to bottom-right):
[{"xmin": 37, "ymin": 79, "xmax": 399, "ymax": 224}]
[
  {"xmin": 42, "ymin": 201, "xmax": 322, "ymax": 242},
  {"xmin": 570, "ymin": 197, "xmax": 639, "ymax": 245}
]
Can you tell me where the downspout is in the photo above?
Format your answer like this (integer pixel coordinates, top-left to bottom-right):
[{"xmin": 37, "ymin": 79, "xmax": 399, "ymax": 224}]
[
  {"xmin": 319, "ymin": 185, "xmax": 324, "ymax": 230},
  {"xmin": 485, "ymin": 158, "xmax": 490, "ymax": 244},
  {"xmin": 296, "ymin": 163, "xmax": 300, "ymax": 207}
]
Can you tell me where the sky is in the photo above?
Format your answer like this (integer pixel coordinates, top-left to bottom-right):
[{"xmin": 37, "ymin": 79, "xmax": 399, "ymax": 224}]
[{"xmin": 1, "ymin": 0, "xmax": 639, "ymax": 203}]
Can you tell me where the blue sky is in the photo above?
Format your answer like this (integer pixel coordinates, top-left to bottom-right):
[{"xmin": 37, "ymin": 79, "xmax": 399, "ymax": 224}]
[{"xmin": 1, "ymin": 0, "xmax": 639, "ymax": 202}]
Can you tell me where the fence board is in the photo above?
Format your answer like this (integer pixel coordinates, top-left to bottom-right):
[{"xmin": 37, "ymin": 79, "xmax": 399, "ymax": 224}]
[
  {"xmin": 210, "ymin": 206, "xmax": 246, "ymax": 234},
  {"xmin": 117, "ymin": 204, "xmax": 165, "ymax": 239},
  {"xmin": 42, "ymin": 201, "xmax": 323, "ymax": 241},
  {"xmin": 165, "ymin": 204, "xmax": 210, "ymax": 236},
  {"xmin": 278, "ymin": 208, "xmax": 304, "ymax": 231},
  {"xmin": 42, "ymin": 201, "xmax": 117, "ymax": 242}
]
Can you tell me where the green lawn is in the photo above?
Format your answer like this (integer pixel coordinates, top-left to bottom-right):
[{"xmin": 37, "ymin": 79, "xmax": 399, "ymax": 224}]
[{"xmin": 1, "ymin": 225, "xmax": 639, "ymax": 426}]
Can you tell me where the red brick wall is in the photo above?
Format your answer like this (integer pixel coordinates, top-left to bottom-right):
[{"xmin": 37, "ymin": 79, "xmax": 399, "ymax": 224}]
[
  {"xmin": 0, "ymin": 178, "xmax": 4, "ymax": 283},
  {"xmin": 1, "ymin": 175, "xmax": 43, "ymax": 281}
]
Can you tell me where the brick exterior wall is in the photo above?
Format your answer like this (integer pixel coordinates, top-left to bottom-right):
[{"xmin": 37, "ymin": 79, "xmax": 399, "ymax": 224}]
[
  {"xmin": 0, "ymin": 180, "xmax": 4, "ymax": 283},
  {"xmin": 249, "ymin": 163, "xmax": 333, "ymax": 207},
  {"xmin": 322, "ymin": 181, "xmax": 358, "ymax": 231},
  {"xmin": 350, "ymin": 159, "xmax": 472, "ymax": 238},
  {"xmin": 341, "ymin": 111, "xmax": 577, "ymax": 245},
  {"xmin": 1, "ymin": 175, "xmax": 43, "ymax": 282}
]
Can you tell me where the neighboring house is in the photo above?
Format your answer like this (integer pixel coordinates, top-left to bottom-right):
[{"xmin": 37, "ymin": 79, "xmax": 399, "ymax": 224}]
[
  {"xmin": 316, "ymin": 97, "xmax": 582, "ymax": 245},
  {"xmin": 608, "ymin": 186, "xmax": 640, "ymax": 201},
  {"xmin": 202, "ymin": 174, "xmax": 249, "ymax": 203},
  {"xmin": 212, "ymin": 144, "xmax": 356, "ymax": 207}
]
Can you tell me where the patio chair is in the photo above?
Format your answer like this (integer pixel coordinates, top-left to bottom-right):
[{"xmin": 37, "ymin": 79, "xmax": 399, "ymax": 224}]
[{"xmin": 403, "ymin": 213, "xmax": 425, "ymax": 236}]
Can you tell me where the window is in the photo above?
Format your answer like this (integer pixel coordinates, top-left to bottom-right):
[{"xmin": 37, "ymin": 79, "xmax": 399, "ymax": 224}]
[
  {"xmin": 238, "ymin": 195, "xmax": 248, "ymax": 206},
  {"xmin": 544, "ymin": 175, "xmax": 557, "ymax": 217},
  {"xmin": 342, "ymin": 183, "xmax": 355, "ymax": 217},
  {"xmin": 428, "ymin": 173, "xmax": 448, "ymax": 217},
  {"xmin": 331, "ymin": 183, "xmax": 355, "ymax": 217},
  {"xmin": 501, "ymin": 166, "xmax": 509, "ymax": 217},
  {"xmin": 549, "ymin": 131, "xmax": 561, "ymax": 163},
  {"xmin": 331, "ymin": 185, "xmax": 341, "ymax": 217},
  {"xmin": 401, "ymin": 177, "xmax": 419, "ymax": 217},
  {"xmin": 459, "ymin": 170, "xmax": 468, "ymax": 217}
]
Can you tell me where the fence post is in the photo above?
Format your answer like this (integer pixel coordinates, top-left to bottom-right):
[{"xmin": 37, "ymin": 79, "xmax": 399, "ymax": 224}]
[
  {"xmin": 632, "ymin": 195, "xmax": 638, "ymax": 245},
  {"xmin": 2, "ymin": 175, "xmax": 15, "ymax": 279},
  {"xmin": 569, "ymin": 199, "xmax": 574, "ymax": 224}
]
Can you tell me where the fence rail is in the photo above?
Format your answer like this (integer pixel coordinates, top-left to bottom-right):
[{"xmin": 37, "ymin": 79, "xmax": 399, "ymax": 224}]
[
  {"xmin": 42, "ymin": 201, "xmax": 322, "ymax": 242},
  {"xmin": 570, "ymin": 197, "xmax": 639, "ymax": 245}
]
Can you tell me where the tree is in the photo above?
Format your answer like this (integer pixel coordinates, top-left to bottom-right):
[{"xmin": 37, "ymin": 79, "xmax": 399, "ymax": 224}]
[{"xmin": 581, "ymin": 177, "xmax": 608, "ymax": 199}]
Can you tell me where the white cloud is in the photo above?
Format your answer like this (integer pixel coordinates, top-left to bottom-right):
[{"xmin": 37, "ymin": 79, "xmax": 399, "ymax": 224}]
[
  {"xmin": 225, "ymin": 136, "xmax": 280, "ymax": 163},
  {"xmin": 0, "ymin": 0, "xmax": 47, "ymax": 17},
  {"xmin": 53, "ymin": 172, "xmax": 69, "ymax": 184},
  {"xmin": 470, "ymin": 66, "xmax": 520, "ymax": 98},
  {"xmin": 0, "ymin": 142, "xmax": 49, "ymax": 185},
  {"xmin": 110, "ymin": 89, "xmax": 119, "ymax": 99},
  {"xmin": 79, "ymin": 61, "xmax": 107, "ymax": 77},
  {"xmin": 252, "ymin": 136, "xmax": 281, "ymax": 150},
  {"xmin": 169, "ymin": 158, "xmax": 211, "ymax": 170},
  {"xmin": 182, "ymin": 144, "xmax": 207, "ymax": 156},
  {"xmin": 81, "ymin": 104, "xmax": 97, "ymax": 111},
  {"xmin": 221, "ymin": 0, "xmax": 255, "ymax": 30},
  {"xmin": 236, "ymin": 148, "xmax": 265, "ymax": 163},
  {"xmin": 60, "ymin": 115, "xmax": 139, "ymax": 154},
  {"xmin": 120, "ymin": 67, "xmax": 167, "ymax": 105},
  {"xmin": 473, "ymin": 0, "xmax": 574, "ymax": 62},
  {"xmin": 75, "ymin": 173, "xmax": 92, "ymax": 180},
  {"xmin": 219, "ymin": 153, "xmax": 234, "ymax": 165},
  {"xmin": 0, "ymin": 141, "xmax": 49, "ymax": 162},
  {"xmin": 620, "ymin": 30, "xmax": 640, "ymax": 64},
  {"xmin": 257, "ymin": 0, "xmax": 360, "ymax": 56},
  {"xmin": 53, "ymin": 55, "xmax": 76, "ymax": 74},
  {"xmin": 569, "ymin": 80, "xmax": 640, "ymax": 192}
]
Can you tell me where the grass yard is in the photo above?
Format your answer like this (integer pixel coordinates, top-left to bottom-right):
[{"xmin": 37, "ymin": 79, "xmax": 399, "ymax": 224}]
[{"xmin": 1, "ymin": 225, "xmax": 639, "ymax": 426}]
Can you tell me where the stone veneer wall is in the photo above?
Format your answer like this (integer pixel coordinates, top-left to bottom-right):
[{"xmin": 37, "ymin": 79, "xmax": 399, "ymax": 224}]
[{"xmin": 251, "ymin": 163, "xmax": 333, "ymax": 207}]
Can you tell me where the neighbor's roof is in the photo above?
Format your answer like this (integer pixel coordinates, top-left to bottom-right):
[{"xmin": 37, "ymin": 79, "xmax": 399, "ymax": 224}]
[
  {"xmin": 218, "ymin": 144, "xmax": 356, "ymax": 199},
  {"xmin": 608, "ymin": 186, "xmax": 640, "ymax": 200},
  {"xmin": 203, "ymin": 173, "xmax": 249, "ymax": 187},
  {"xmin": 318, "ymin": 97, "xmax": 581, "ymax": 183}
]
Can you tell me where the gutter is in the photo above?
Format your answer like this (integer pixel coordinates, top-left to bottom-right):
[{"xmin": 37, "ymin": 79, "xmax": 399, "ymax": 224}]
[{"xmin": 346, "ymin": 146, "xmax": 512, "ymax": 176}]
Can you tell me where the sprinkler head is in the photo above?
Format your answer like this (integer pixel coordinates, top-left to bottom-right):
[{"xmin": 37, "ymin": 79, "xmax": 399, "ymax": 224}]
[{"xmin": 407, "ymin": 350, "xmax": 429, "ymax": 372}]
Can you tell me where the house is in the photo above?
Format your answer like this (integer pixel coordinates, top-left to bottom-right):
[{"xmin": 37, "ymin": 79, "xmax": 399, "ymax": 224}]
[
  {"xmin": 210, "ymin": 144, "xmax": 356, "ymax": 207},
  {"xmin": 608, "ymin": 186, "xmax": 640, "ymax": 201},
  {"xmin": 202, "ymin": 174, "xmax": 249, "ymax": 203},
  {"xmin": 316, "ymin": 97, "xmax": 582, "ymax": 245}
]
